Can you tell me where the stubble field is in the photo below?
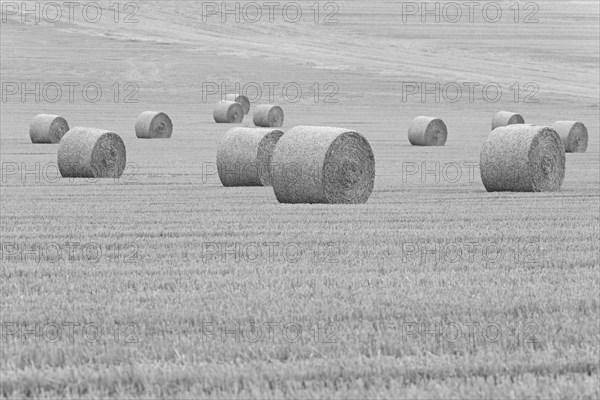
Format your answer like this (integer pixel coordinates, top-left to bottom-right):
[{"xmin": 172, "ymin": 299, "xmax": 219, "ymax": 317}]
[{"xmin": 1, "ymin": 1, "xmax": 599, "ymax": 398}]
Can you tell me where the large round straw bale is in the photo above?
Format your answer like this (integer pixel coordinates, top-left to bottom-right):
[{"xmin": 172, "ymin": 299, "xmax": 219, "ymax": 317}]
[
  {"xmin": 407, "ymin": 116, "xmax": 447, "ymax": 146},
  {"xmin": 225, "ymin": 94, "xmax": 250, "ymax": 115},
  {"xmin": 253, "ymin": 104, "xmax": 284, "ymax": 128},
  {"xmin": 492, "ymin": 111, "xmax": 525, "ymax": 130},
  {"xmin": 271, "ymin": 126, "xmax": 375, "ymax": 204},
  {"xmin": 551, "ymin": 121, "xmax": 588, "ymax": 153},
  {"xmin": 217, "ymin": 127, "xmax": 283, "ymax": 186},
  {"xmin": 58, "ymin": 127, "xmax": 126, "ymax": 178},
  {"xmin": 213, "ymin": 101, "xmax": 244, "ymax": 123},
  {"xmin": 29, "ymin": 114, "xmax": 69, "ymax": 143},
  {"xmin": 135, "ymin": 111, "xmax": 173, "ymax": 139},
  {"xmin": 480, "ymin": 125, "xmax": 565, "ymax": 192}
]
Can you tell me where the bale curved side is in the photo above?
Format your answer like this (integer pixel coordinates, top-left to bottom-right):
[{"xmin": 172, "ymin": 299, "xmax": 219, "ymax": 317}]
[
  {"xmin": 135, "ymin": 111, "xmax": 173, "ymax": 139},
  {"xmin": 271, "ymin": 126, "xmax": 375, "ymax": 204},
  {"xmin": 492, "ymin": 111, "xmax": 525, "ymax": 131},
  {"xmin": 214, "ymin": 101, "xmax": 244, "ymax": 123},
  {"xmin": 407, "ymin": 116, "xmax": 447, "ymax": 146},
  {"xmin": 217, "ymin": 127, "xmax": 284, "ymax": 186},
  {"xmin": 225, "ymin": 94, "xmax": 250, "ymax": 115},
  {"xmin": 58, "ymin": 127, "xmax": 126, "ymax": 178},
  {"xmin": 551, "ymin": 121, "xmax": 588, "ymax": 153},
  {"xmin": 253, "ymin": 105, "xmax": 284, "ymax": 128},
  {"xmin": 29, "ymin": 114, "xmax": 69, "ymax": 143},
  {"xmin": 480, "ymin": 125, "xmax": 565, "ymax": 192}
]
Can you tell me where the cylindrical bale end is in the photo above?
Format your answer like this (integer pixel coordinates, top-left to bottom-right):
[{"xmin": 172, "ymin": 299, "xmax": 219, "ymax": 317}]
[
  {"xmin": 135, "ymin": 111, "xmax": 173, "ymax": 139},
  {"xmin": 213, "ymin": 101, "xmax": 244, "ymax": 123},
  {"xmin": 480, "ymin": 125, "xmax": 565, "ymax": 192},
  {"xmin": 551, "ymin": 121, "xmax": 588, "ymax": 153},
  {"xmin": 225, "ymin": 94, "xmax": 250, "ymax": 115},
  {"xmin": 253, "ymin": 104, "xmax": 284, "ymax": 128},
  {"xmin": 217, "ymin": 127, "xmax": 284, "ymax": 187},
  {"xmin": 492, "ymin": 111, "xmax": 525, "ymax": 131},
  {"xmin": 29, "ymin": 114, "xmax": 69, "ymax": 144},
  {"xmin": 407, "ymin": 116, "xmax": 447, "ymax": 146},
  {"xmin": 57, "ymin": 127, "xmax": 127, "ymax": 179},
  {"xmin": 271, "ymin": 126, "xmax": 375, "ymax": 204}
]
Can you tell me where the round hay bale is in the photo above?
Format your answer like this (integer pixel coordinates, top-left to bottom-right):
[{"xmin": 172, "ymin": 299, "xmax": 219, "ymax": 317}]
[
  {"xmin": 271, "ymin": 126, "xmax": 375, "ymax": 204},
  {"xmin": 217, "ymin": 127, "xmax": 283, "ymax": 187},
  {"xmin": 213, "ymin": 101, "xmax": 244, "ymax": 123},
  {"xmin": 225, "ymin": 94, "xmax": 250, "ymax": 115},
  {"xmin": 253, "ymin": 104, "xmax": 284, "ymax": 128},
  {"xmin": 407, "ymin": 116, "xmax": 447, "ymax": 146},
  {"xmin": 58, "ymin": 127, "xmax": 126, "ymax": 179},
  {"xmin": 135, "ymin": 111, "xmax": 173, "ymax": 139},
  {"xmin": 480, "ymin": 125, "xmax": 565, "ymax": 192},
  {"xmin": 492, "ymin": 111, "xmax": 525, "ymax": 130},
  {"xmin": 551, "ymin": 121, "xmax": 588, "ymax": 153},
  {"xmin": 29, "ymin": 114, "xmax": 69, "ymax": 143}
]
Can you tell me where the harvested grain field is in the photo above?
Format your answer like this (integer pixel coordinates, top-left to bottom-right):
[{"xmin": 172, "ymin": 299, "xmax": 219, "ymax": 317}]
[{"xmin": 0, "ymin": 1, "xmax": 599, "ymax": 398}]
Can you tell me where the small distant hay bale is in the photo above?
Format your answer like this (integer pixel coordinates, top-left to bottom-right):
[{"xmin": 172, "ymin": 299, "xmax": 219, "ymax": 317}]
[
  {"xmin": 492, "ymin": 111, "xmax": 525, "ymax": 130},
  {"xmin": 407, "ymin": 116, "xmax": 447, "ymax": 146},
  {"xmin": 213, "ymin": 101, "xmax": 244, "ymax": 123},
  {"xmin": 271, "ymin": 126, "xmax": 375, "ymax": 204},
  {"xmin": 217, "ymin": 127, "xmax": 283, "ymax": 186},
  {"xmin": 253, "ymin": 104, "xmax": 284, "ymax": 128},
  {"xmin": 58, "ymin": 127, "xmax": 126, "ymax": 178},
  {"xmin": 225, "ymin": 94, "xmax": 250, "ymax": 115},
  {"xmin": 135, "ymin": 111, "xmax": 173, "ymax": 139},
  {"xmin": 480, "ymin": 125, "xmax": 565, "ymax": 192},
  {"xmin": 551, "ymin": 121, "xmax": 588, "ymax": 153},
  {"xmin": 29, "ymin": 114, "xmax": 69, "ymax": 143}
]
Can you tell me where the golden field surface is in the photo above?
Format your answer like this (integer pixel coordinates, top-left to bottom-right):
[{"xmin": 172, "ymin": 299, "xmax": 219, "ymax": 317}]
[{"xmin": 1, "ymin": 1, "xmax": 599, "ymax": 398}]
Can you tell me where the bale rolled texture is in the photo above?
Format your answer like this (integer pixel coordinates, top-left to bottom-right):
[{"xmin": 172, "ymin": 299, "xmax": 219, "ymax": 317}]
[
  {"xmin": 213, "ymin": 101, "xmax": 244, "ymax": 123},
  {"xmin": 492, "ymin": 111, "xmax": 525, "ymax": 130},
  {"xmin": 217, "ymin": 127, "xmax": 283, "ymax": 186},
  {"xmin": 480, "ymin": 125, "xmax": 565, "ymax": 192},
  {"xmin": 135, "ymin": 111, "xmax": 173, "ymax": 139},
  {"xmin": 29, "ymin": 114, "xmax": 69, "ymax": 143},
  {"xmin": 551, "ymin": 121, "xmax": 588, "ymax": 153},
  {"xmin": 58, "ymin": 127, "xmax": 126, "ymax": 178},
  {"xmin": 225, "ymin": 94, "xmax": 250, "ymax": 115},
  {"xmin": 271, "ymin": 126, "xmax": 375, "ymax": 204},
  {"xmin": 407, "ymin": 116, "xmax": 447, "ymax": 146},
  {"xmin": 253, "ymin": 104, "xmax": 284, "ymax": 128}
]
